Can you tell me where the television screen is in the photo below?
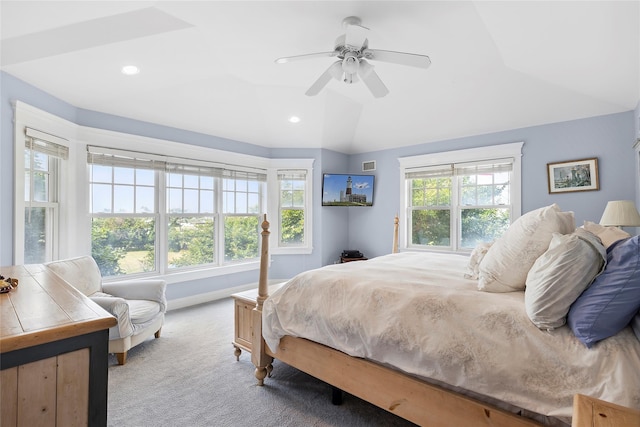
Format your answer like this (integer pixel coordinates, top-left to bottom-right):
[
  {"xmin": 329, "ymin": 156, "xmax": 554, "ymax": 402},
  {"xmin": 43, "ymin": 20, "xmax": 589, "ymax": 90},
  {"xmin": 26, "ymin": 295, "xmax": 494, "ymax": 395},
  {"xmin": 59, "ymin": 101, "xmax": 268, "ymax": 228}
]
[{"xmin": 322, "ymin": 173, "xmax": 374, "ymax": 207}]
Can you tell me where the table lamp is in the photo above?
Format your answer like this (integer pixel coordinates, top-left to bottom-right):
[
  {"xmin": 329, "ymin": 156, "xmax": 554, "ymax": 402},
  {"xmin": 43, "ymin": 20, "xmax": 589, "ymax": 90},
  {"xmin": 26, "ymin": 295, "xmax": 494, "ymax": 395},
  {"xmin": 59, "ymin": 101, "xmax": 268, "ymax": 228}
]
[{"xmin": 599, "ymin": 200, "xmax": 640, "ymax": 228}]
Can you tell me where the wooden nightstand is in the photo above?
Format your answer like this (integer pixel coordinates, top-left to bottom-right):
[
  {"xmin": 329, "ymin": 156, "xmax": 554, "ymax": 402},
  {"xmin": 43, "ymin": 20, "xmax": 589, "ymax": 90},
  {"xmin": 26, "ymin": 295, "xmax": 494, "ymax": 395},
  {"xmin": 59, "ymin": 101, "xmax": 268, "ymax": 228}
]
[
  {"xmin": 232, "ymin": 283, "xmax": 284, "ymax": 360},
  {"xmin": 572, "ymin": 394, "xmax": 640, "ymax": 427}
]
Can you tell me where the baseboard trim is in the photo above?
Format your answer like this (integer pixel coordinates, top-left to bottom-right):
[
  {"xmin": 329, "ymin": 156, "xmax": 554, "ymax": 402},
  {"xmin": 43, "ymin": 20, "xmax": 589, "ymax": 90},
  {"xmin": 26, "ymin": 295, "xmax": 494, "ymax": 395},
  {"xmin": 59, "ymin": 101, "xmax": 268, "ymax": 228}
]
[{"xmin": 167, "ymin": 279, "xmax": 287, "ymax": 311}]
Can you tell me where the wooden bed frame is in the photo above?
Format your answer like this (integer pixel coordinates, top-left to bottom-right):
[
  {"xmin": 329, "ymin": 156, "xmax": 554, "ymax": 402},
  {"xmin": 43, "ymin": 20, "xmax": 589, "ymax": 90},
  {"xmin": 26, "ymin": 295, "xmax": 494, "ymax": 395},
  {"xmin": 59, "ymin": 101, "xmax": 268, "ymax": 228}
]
[{"xmin": 250, "ymin": 215, "xmax": 546, "ymax": 427}]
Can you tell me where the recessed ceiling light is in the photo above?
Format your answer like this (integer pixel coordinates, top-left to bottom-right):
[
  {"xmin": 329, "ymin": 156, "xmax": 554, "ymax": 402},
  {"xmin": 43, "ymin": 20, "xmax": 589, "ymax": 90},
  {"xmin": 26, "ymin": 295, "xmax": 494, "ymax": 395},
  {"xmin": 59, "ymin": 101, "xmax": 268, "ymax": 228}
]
[
  {"xmin": 288, "ymin": 116, "xmax": 300, "ymax": 123},
  {"xmin": 121, "ymin": 65, "xmax": 140, "ymax": 76}
]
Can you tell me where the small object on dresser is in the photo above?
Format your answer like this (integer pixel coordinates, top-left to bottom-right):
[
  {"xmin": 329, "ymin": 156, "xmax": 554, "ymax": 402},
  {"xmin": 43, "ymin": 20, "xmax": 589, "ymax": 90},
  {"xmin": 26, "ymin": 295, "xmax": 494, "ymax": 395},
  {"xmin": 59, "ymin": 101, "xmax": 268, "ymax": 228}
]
[
  {"xmin": 342, "ymin": 250, "xmax": 363, "ymax": 258},
  {"xmin": 0, "ymin": 275, "xmax": 18, "ymax": 293},
  {"xmin": 340, "ymin": 251, "xmax": 367, "ymax": 263}
]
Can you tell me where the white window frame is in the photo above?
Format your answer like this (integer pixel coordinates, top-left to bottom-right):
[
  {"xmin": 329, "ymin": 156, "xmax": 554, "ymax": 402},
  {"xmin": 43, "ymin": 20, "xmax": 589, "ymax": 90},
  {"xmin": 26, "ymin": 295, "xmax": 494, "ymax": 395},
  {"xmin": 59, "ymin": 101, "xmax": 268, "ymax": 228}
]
[
  {"xmin": 13, "ymin": 102, "xmax": 77, "ymax": 264},
  {"xmin": 267, "ymin": 159, "xmax": 314, "ymax": 255},
  {"xmin": 398, "ymin": 142, "xmax": 523, "ymax": 252}
]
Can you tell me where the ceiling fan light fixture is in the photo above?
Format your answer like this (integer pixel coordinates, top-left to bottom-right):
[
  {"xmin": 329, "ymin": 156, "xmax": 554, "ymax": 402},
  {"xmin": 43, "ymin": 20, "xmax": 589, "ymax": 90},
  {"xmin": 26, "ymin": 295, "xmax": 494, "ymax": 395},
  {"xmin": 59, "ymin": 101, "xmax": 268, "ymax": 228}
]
[{"xmin": 342, "ymin": 53, "xmax": 359, "ymax": 74}]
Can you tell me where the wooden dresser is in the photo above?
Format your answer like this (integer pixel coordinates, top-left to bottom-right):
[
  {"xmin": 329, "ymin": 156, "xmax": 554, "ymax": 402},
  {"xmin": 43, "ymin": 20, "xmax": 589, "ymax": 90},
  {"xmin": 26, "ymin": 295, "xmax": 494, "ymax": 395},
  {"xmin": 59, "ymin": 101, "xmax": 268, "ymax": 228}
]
[{"xmin": 0, "ymin": 264, "xmax": 117, "ymax": 427}]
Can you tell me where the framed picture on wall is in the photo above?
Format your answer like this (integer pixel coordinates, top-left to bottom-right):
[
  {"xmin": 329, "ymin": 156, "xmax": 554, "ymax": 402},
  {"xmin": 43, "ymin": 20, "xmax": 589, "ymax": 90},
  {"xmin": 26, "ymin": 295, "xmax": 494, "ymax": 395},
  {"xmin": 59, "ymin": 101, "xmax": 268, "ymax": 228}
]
[{"xmin": 547, "ymin": 158, "xmax": 599, "ymax": 193}]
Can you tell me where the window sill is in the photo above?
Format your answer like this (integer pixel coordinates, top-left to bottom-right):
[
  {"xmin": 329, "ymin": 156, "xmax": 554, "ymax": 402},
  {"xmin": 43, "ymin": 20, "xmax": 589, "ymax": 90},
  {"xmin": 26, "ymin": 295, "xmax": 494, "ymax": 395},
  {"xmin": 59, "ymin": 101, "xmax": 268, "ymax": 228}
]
[
  {"xmin": 271, "ymin": 246, "xmax": 313, "ymax": 255},
  {"xmin": 103, "ymin": 259, "xmax": 265, "ymax": 285},
  {"xmin": 403, "ymin": 246, "xmax": 471, "ymax": 255}
]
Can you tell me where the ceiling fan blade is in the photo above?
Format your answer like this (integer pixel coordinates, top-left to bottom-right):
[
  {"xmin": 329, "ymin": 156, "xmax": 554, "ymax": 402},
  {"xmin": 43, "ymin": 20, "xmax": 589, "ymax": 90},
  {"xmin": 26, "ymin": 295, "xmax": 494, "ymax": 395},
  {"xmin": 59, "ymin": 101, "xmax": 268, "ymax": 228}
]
[
  {"xmin": 363, "ymin": 49, "xmax": 431, "ymax": 69},
  {"xmin": 305, "ymin": 61, "xmax": 342, "ymax": 96},
  {"xmin": 358, "ymin": 60, "xmax": 389, "ymax": 98},
  {"xmin": 275, "ymin": 51, "xmax": 337, "ymax": 64},
  {"xmin": 344, "ymin": 24, "xmax": 368, "ymax": 50}
]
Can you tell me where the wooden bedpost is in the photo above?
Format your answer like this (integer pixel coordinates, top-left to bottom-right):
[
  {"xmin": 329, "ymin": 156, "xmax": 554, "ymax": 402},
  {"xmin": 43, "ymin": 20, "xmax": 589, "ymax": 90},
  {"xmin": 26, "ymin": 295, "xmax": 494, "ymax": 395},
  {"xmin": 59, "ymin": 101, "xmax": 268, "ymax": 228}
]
[
  {"xmin": 252, "ymin": 214, "xmax": 273, "ymax": 385},
  {"xmin": 392, "ymin": 215, "xmax": 399, "ymax": 254}
]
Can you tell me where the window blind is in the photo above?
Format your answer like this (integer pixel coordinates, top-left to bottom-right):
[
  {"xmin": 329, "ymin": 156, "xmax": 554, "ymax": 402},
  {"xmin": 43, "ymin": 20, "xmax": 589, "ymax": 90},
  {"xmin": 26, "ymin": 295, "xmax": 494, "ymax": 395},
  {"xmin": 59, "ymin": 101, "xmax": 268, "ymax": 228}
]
[
  {"xmin": 454, "ymin": 158, "xmax": 513, "ymax": 175},
  {"xmin": 165, "ymin": 162, "xmax": 222, "ymax": 177},
  {"xmin": 405, "ymin": 158, "xmax": 513, "ymax": 179},
  {"xmin": 87, "ymin": 145, "xmax": 266, "ymax": 180},
  {"xmin": 404, "ymin": 164, "xmax": 453, "ymax": 179},
  {"xmin": 277, "ymin": 169, "xmax": 307, "ymax": 181},
  {"xmin": 222, "ymin": 169, "xmax": 266, "ymax": 182},
  {"xmin": 25, "ymin": 127, "xmax": 69, "ymax": 160}
]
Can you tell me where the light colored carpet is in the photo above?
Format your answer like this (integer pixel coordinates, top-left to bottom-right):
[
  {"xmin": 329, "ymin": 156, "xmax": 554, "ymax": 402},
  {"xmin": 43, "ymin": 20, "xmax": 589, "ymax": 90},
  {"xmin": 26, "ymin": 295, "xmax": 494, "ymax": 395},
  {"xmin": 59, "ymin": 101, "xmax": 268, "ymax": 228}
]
[{"xmin": 107, "ymin": 297, "xmax": 417, "ymax": 427}]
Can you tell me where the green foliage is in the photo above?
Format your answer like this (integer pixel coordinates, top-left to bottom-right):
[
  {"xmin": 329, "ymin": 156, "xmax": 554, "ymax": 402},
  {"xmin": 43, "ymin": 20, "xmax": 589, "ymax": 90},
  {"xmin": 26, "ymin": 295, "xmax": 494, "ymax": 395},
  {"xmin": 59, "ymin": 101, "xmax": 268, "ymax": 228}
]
[
  {"xmin": 281, "ymin": 209, "xmax": 304, "ymax": 244},
  {"xmin": 169, "ymin": 217, "xmax": 215, "ymax": 267},
  {"xmin": 91, "ymin": 214, "xmax": 263, "ymax": 274},
  {"xmin": 411, "ymin": 209, "xmax": 451, "ymax": 246},
  {"xmin": 225, "ymin": 216, "xmax": 259, "ymax": 262},
  {"xmin": 411, "ymin": 178, "xmax": 451, "ymax": 206},
  {"xmin": 91, "ymin": 217, "xmax": 155, "ymax": 276}
]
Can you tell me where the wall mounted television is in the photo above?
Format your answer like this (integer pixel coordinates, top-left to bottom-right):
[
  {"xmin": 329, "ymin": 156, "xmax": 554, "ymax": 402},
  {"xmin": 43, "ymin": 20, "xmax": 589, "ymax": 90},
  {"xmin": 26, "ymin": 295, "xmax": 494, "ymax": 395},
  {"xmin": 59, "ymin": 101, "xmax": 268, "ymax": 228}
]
[{"xmin": 322, "ymin": 173, "xmax": 375, "ymax": 207}]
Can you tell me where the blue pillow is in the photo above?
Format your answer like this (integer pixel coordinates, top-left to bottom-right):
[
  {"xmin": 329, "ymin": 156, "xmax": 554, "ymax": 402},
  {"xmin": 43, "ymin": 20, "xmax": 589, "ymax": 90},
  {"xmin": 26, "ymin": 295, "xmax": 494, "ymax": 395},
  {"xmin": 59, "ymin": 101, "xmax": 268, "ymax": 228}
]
[{"xmin": 567, "ymin": 236, "xmax": 640, "ymax": 348}]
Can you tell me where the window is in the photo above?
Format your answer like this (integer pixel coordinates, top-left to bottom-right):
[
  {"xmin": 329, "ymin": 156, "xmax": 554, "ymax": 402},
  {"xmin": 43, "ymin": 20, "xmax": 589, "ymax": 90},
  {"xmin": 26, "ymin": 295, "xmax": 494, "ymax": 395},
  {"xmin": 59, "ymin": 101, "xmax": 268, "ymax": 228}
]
[
  {"xmin": 278, "ymin": 170, "xmax": 307, "ymax": 247},
  {"xmin": 457, "ymin": 162, "xmax": 512, "ymax": 248},
  {"xmin": 22, "ymin": 128, "xmax": 68, "ymax": 263},
  {"xmin": 87, "ymin": 146, "xmax": 266, "ymax": 277},
  {"xmin": 222, "ymin": 170, "xmax": 264, "ymax": 263},
  {"xmin": 267, "ymin": 161, "xmax": 313, "ymax": 254},
  {"xmin": 166, "ymin": 166, "xmax": 215, "ymax": 269},
  {"xmin": 399, "ymin": 143, "xmax": 522, "ymax": 252},
  {"xmin": 88, "ymin": 153, "xmax": 158, "ymax": 276}
]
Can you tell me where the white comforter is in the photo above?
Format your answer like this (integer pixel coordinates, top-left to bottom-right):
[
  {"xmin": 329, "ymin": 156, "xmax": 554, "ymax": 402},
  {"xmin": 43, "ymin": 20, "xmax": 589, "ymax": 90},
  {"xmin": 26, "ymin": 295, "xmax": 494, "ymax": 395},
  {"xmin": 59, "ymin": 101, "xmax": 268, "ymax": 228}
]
[{"xmin": 262, "ymin": 252, "xmax": 640, "ymax": 420}]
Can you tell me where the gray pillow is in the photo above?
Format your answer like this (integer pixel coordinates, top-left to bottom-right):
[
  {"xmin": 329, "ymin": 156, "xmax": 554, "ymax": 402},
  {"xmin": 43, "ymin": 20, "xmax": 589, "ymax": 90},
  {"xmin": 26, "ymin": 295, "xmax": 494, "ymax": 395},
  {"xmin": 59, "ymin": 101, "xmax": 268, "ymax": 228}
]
[{"xmin": 524, "ymin": 228, "xmax": 606, "ymax": 330}]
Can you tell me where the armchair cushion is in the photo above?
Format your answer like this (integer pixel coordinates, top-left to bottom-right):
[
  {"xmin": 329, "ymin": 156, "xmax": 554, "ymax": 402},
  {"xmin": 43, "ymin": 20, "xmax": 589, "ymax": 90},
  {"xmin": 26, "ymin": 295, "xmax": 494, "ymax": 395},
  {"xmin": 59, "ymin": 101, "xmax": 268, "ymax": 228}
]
[
  {"xmin": 128, "ymin": 299, "xmax": 162, "ymax": 325},
  {"xmin": 102, "ymin": 279, "xmax": 167, "ymax": 312}
]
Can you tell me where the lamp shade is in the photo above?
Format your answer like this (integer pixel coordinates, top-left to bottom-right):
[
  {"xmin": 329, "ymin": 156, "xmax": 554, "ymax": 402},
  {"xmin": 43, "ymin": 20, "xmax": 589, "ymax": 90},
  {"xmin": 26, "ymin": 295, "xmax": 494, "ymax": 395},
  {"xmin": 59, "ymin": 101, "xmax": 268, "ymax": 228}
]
[{"xmin": 599, "ymin": 200, "xmax": 640, "ymax": 227}]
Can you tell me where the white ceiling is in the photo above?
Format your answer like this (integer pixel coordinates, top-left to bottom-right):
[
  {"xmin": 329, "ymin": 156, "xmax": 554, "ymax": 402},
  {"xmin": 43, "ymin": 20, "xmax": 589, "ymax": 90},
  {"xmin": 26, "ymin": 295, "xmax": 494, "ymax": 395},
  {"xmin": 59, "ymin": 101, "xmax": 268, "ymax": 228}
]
[{"xmin": 1, "ymin": 1, "xmax": 638, "ymax": 154}]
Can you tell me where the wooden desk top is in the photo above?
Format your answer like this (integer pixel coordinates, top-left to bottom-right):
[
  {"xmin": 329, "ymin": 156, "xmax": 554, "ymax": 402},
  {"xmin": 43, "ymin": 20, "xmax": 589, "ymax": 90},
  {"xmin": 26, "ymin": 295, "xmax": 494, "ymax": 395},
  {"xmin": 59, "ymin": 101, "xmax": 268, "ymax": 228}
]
[
  {"xmin": 0, "ymin": 264, "xmax": 117, "ymax": 354},
  {"xmin": 232, "ymin": 283, "xmax": 285, "ymax": 303}
]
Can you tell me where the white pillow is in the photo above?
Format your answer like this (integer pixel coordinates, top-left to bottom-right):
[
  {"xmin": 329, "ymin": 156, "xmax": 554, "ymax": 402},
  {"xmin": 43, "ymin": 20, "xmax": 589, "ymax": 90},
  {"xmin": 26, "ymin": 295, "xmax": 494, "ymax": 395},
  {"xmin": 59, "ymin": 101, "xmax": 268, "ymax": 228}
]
[
  {"xmin": 465, "ymin": 241, "xmax": 493, "ymax": 280},
  {"xmin": 478, "ymin": 204, "xmax": 575, "ymax": 292},
  {"xmin": 582, "ymin": 220, "xmax": 630, "ymax": 248},
  {"xmin": 524, "ymin": 228, "xmax": 606, "ymax": 330}
]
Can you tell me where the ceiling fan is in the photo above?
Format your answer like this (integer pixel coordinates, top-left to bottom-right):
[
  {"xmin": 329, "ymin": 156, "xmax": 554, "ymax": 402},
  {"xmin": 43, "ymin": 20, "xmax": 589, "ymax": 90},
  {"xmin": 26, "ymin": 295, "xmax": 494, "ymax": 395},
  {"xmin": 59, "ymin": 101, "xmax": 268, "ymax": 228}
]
[{"xmin": 275, "ymin": 16, "xmax": 431, "ymax": 98}]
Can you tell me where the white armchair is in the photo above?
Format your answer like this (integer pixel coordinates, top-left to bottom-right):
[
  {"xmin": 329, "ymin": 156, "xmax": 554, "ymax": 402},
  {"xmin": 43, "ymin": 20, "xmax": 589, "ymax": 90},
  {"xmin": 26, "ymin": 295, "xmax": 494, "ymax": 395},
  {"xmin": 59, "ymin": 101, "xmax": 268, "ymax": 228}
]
[{"xmin": 46, "ymin": 256, "xmax": 167, "ymax": 365}]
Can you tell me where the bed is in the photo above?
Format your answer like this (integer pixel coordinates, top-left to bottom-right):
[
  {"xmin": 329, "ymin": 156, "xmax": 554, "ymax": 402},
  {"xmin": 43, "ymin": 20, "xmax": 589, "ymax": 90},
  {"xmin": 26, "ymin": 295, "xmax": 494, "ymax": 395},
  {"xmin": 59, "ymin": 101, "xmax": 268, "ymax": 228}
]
[{"xmin": 249, "ymin": 205, "xmax": 640, "ymax": 427}]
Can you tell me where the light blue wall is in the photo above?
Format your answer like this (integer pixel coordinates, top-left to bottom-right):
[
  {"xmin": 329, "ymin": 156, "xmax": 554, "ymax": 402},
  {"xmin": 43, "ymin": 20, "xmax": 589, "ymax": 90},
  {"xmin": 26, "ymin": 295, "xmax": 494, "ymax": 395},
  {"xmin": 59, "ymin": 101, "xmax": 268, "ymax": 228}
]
[
  {"xmin": 348, "ymin": 111, "xmax": 637, "ymax": 258},
  {"xmin": 2, "ymin": 71, "xmax": 637, "ymax": 301}
]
